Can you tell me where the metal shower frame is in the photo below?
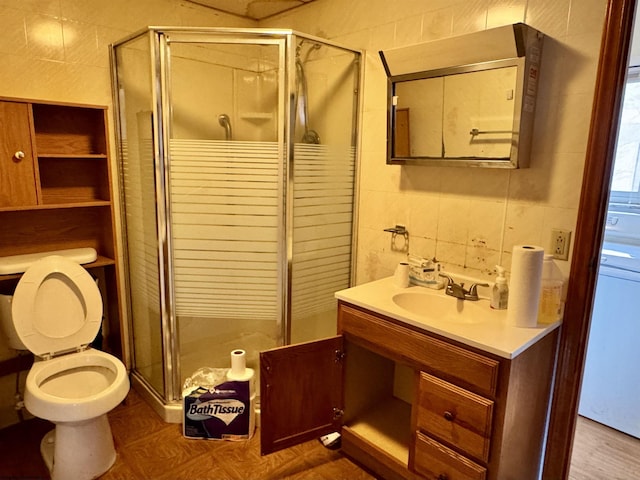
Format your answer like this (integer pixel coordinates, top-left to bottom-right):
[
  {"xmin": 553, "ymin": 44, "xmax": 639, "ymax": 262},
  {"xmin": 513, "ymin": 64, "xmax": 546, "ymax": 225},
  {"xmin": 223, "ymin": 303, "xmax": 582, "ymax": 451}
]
[{"xmin": 111, "ymin": 27, "xmax": 362, "ymax": 422}]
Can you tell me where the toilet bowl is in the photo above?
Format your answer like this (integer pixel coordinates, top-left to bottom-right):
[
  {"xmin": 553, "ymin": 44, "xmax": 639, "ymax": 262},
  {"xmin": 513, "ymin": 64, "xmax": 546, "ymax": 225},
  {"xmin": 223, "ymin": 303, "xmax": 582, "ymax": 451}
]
[{"xmin": 2, "ymin": 254, "xmax": 129, "ymax": 480}]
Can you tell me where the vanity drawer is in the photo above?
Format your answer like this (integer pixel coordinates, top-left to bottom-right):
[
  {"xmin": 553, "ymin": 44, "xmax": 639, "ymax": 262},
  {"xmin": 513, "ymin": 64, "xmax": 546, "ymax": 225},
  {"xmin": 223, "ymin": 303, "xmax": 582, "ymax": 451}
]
[
  {"xmin": 413, "ymin": 431, "xmax": 486, "ymax": 480},
  {"xmin": 338, "ymin": 303, "xmax": 499, "ymax": 397},
  {"xmin": 416, "ymin": 372, "xmax": 493, "ymax": 462}
]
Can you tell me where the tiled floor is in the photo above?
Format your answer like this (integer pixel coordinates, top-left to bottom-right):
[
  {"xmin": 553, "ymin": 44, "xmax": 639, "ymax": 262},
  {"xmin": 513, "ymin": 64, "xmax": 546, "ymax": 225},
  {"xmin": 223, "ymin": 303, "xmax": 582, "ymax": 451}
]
[
  {"xmin": 7, "ymin": 388, "xmax": 638, "ymax": 480},
  {"xmin": 0, "ymin": 389, "xmax": 373, "ymax": 480}
]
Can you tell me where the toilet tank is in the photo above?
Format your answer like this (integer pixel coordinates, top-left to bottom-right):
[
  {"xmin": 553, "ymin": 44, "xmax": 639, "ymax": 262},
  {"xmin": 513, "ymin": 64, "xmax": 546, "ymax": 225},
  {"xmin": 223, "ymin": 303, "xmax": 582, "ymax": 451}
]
[{"xmin": 0, "ymin": 294, "xmax": 26, "ymax": 350}]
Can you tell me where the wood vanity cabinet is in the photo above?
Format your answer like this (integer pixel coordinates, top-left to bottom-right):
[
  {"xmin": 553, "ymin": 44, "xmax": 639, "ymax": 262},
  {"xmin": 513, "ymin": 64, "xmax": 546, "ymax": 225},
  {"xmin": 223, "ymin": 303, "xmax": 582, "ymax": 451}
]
[
  {"xmin": 0, "ymin": 97, "xmax": 122, "ymax": 358},
  {"xmin": 260, "ymin": 301, "xmax": 558, "ymax": 480}
]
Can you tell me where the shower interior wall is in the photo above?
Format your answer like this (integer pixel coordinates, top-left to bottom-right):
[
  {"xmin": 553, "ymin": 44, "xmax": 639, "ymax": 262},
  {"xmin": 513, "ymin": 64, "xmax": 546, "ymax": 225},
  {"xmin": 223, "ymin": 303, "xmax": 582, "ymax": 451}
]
[
  {"xmin": 113, "ymin": 29, "xmax": 360, "ymax": 416},
  {"xmin": 170, "ymin": 43, "xmax": 279, "ymax": 142},
  {"xmin": 170, "ymin": 42, "xmax": 282, "ymax": 384}
]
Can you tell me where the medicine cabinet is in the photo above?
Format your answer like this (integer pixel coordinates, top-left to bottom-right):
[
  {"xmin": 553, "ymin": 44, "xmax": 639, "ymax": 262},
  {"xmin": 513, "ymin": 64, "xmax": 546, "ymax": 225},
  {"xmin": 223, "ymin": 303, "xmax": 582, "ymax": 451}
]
[{"xmin": 380, "ymin": 23, "xmax": 544, "ymax": 168}]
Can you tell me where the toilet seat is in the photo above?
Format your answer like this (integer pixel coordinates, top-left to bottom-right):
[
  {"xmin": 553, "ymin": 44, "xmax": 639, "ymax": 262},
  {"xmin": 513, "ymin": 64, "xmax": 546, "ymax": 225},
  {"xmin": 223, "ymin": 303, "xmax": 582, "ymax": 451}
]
[
  {"xmin": 11, "ymin": 255, "xmax": 102, "ymax": 358},
  {"xmin": 26, "ymin": 349, "xmax": 129, "ymax": 423}
]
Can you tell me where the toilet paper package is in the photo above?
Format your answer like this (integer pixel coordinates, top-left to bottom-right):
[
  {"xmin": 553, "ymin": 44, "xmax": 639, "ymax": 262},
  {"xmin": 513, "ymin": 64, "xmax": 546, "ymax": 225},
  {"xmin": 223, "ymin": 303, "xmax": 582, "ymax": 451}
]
[{"xmin": 182, "ymin": 351, "xmax": 255, "ymax": 441}]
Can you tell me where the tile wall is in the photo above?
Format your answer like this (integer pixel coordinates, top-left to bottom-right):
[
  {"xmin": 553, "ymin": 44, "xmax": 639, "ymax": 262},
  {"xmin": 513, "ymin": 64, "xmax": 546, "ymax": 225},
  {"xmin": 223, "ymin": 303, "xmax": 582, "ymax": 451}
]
[{"xmin": 264, "ymin": 0, "xmax": 608, "ymax": 283}]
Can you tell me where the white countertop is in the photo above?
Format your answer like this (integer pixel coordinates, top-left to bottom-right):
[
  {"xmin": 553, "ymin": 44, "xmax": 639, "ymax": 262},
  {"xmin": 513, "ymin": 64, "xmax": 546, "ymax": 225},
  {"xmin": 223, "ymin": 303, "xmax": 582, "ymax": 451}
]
[{"xmin": 335, "ymin": 277, "xmax": 561, "ymax": 359}]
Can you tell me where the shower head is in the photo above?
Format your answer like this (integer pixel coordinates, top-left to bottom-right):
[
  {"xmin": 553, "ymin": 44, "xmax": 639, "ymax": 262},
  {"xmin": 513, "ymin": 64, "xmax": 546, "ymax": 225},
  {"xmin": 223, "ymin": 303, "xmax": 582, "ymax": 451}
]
[
  {"xmin": 302, "ymin": 130, "xmax": 320, "ymax": 144},
  {"xmin": 296, "ymin": 40, "xmax": 321, "ymax": 59}
]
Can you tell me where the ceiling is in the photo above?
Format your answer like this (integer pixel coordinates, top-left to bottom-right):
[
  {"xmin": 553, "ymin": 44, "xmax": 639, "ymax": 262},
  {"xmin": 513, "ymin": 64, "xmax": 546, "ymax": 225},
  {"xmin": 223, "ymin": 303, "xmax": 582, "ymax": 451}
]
[{"xmin": 187, "ymin": 0, "xmax": 316, "ymax": 20}]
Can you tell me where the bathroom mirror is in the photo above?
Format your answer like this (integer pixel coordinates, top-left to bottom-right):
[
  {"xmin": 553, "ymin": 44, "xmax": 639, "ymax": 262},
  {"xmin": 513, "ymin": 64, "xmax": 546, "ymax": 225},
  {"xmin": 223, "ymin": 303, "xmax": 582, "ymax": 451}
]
[{"xmin": 380, "ymin": 23, "xmax": 544, "ymax": 168}]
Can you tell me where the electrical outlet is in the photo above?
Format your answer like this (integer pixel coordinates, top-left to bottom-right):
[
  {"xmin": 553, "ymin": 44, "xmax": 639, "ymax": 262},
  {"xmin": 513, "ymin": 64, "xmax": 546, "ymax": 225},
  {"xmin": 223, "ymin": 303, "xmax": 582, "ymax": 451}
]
[{"xmin": 551, "ymin": 229, "xmax": 571, "ymax": 260}]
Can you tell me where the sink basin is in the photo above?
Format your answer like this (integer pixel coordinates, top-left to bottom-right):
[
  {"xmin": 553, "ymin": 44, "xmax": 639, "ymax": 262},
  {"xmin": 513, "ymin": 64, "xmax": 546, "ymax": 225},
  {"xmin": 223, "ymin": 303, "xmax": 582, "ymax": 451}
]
[{"xmin": 392, "ymin": 291, "xmax": 488, "ymax": 325}]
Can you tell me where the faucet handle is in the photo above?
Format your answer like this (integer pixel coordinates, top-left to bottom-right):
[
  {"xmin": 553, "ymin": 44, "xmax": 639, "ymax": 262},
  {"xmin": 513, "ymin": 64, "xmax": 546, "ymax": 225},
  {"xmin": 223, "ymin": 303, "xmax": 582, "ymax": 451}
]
[
  {"xmin": 467, "ymin": 282, "xmax": 490, "ymax": 298},
  {"xmin": 439, "ymin": 273, "xmax": 454, "ymax": 287}
]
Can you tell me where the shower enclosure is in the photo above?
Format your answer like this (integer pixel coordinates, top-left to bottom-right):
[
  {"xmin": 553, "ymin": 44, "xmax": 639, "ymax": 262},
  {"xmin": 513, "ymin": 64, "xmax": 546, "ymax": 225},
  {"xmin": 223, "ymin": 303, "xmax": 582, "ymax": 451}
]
[{"xmin": 111, "ymin": 28, "xmax": 361, "ymax": 421}]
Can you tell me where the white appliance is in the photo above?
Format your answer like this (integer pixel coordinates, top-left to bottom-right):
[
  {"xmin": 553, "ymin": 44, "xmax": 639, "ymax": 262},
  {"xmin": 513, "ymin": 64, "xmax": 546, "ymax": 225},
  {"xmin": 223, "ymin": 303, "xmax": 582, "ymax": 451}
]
[{"xmin": 579, "ymin": 209, "xmax": 640, "ymax": 439}]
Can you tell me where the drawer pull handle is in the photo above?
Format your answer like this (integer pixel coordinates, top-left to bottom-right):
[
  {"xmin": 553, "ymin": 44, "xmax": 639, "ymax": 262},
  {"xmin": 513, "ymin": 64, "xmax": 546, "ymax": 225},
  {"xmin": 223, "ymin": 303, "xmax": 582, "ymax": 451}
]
[
  {"xmin": 443, "ymin": 411, "xmax": 455, "ymax": 421},
  {"xmin": 438, "ymin": 474, "xmax": 449, "ymax": 480}
]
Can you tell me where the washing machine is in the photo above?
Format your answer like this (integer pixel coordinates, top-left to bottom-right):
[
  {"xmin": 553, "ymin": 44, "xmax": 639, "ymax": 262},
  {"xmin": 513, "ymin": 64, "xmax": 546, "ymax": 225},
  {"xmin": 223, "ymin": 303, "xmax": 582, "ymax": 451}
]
[{"xmin": 578, "ymin": 211, "xmax": 640, "ymax": 439}]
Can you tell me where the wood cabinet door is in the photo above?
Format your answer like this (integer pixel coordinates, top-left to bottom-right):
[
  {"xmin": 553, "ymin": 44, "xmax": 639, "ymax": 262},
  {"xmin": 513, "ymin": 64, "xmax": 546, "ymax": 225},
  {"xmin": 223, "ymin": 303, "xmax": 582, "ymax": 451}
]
[
  {"xmin": 0, "ymin": 101, "xmax": 37, "ymax": 207},
  {"xmin": 260, "ymin": 335, "xmax": 344, "ymax": 455}
]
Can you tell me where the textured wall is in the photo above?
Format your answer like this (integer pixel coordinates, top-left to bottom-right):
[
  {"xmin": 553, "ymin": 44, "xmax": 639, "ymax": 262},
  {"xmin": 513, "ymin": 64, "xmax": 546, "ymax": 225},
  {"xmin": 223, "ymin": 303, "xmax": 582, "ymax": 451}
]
[{"xmin": 264, "ymin": 0, "xmax": 607, "ymax": 283}]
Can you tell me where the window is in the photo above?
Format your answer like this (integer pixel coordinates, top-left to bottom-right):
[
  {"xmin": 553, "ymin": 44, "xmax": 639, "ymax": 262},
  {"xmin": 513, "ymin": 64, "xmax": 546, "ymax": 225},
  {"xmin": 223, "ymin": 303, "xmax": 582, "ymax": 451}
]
[{"xmin": 610, "ymin": 66, "xmax": 640, "ymax": 206}]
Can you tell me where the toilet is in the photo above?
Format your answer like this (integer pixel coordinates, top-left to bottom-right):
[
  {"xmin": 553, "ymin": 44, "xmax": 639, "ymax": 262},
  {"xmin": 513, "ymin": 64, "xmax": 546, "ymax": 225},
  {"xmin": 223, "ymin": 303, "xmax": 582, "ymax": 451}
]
[{"xmin": 0, "ymin": 253, "xmax": 129, "ymax": 480}]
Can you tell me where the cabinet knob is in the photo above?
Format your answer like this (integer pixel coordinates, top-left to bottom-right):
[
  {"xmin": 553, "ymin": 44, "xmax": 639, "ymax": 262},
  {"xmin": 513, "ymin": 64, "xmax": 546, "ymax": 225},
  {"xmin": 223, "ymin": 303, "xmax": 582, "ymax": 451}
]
[
  {"xmin": 14, "ymin": 151, "xmax": 25, "ymax": 161},
  {"xmin": 443, "ymin": 411, "xmax": 455, "ymax": 421},
  {"xmin": 438, "ymin": 474, "xmax": 448, "ymax": 480}
]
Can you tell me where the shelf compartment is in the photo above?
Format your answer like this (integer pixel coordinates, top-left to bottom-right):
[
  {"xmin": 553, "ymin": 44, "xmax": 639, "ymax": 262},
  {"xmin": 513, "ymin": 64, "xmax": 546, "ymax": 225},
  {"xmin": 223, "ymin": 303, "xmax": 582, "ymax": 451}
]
[
  {"xmin": 32, "ymin": 104, "xmax": 107, "ymax": 155},
  {"xmin": 343, "ymin": 341, "xmax": 413, "ymax": 465},
  {"xmin": 0, "ymin": 255, "xmax": 116, "ymax": 282},
  {"xmin": 38, "ymin": 157, "xmax": 110, "ymax": 204},
  {"xmin": 0, "ymin": 200, "xmax": 111, "ymax": 212},
  {"xmin": 341, "ymin": 427, "xmax": 416, "ymax": 480},
  {"xmin": 346, "ymin": 397, "xmax": 412, "ymax": 464},
  {"xmin": 0, "ymin": 206, "xmax": 115, "ymax": 259}
]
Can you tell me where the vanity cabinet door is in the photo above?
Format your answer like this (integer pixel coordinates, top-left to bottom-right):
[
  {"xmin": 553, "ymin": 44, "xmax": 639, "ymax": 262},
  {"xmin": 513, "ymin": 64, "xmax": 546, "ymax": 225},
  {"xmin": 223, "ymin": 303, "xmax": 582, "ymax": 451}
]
[
  {"xmin": 0, "ymin": 101, "xmax": 38, "ymax": 207},
  {"xmin": 260, "ymin": 335, "xmax": 344, "ymax": 455}
]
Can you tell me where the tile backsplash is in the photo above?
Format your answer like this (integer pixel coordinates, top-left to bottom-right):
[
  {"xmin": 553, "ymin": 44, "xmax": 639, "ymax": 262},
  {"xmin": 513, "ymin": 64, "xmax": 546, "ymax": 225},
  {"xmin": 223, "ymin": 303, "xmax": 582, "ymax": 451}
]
[{"xmin": 265, "ymin": 0, "xmax": 607, "ymax": 283}]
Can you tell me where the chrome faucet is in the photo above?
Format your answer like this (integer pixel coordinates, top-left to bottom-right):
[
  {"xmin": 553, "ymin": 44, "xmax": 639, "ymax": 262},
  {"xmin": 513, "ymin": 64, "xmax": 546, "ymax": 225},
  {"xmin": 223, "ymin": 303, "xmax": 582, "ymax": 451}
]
[{"xmin": 439, "ymin": 274, "xmax": 489, "ymax": 301}]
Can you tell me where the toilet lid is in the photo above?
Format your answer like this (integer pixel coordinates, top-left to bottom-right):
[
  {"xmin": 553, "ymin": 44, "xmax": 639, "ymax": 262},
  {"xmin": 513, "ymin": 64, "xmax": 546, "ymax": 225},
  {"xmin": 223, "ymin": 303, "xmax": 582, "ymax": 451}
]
[{"xmin": 11, "ymin": 255, "xmax": 102, "ymax": 357}]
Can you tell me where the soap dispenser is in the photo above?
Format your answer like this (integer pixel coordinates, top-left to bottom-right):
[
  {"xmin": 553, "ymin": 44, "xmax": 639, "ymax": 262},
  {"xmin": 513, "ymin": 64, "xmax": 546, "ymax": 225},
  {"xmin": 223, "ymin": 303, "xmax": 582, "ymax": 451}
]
[{"xmin": 491, "ymin": 265, "xmax": 509, "ymax": 310}]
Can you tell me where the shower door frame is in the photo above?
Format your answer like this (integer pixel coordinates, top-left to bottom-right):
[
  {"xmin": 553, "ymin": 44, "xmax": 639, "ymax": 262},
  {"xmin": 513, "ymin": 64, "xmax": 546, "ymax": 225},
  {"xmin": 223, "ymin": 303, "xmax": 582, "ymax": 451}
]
[
  {"xmin": 159, "ymin": 28, "xmax": 290, "ymax": 408},
  {"xmin": 112, "ymin": 27, "xmax": 362, "ymax": 422}
]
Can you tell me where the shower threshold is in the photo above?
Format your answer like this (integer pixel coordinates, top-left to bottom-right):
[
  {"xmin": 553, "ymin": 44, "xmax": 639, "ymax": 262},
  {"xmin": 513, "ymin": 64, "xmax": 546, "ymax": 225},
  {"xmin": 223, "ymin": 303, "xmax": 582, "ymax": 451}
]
[{"xmin": 131, "ymin": 372, "xmax": 183, "ymax": 423}]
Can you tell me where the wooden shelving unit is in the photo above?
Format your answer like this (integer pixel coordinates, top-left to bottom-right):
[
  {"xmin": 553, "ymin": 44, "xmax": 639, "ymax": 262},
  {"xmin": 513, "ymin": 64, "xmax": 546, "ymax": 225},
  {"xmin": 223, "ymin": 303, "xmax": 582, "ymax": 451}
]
[{"xmin": 0, "ymin": 97, "xmax": 122, "ymax": 361}]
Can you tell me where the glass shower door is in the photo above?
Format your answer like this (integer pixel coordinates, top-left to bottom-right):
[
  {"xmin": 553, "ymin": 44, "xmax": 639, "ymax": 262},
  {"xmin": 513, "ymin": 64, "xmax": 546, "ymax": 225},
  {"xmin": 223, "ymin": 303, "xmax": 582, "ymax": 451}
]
[
  {"xmin": 113, "ymin": 34, "xmax": 165, "ymax": 396},
  {"xmin": 164, "ymin": 38, "xmax": 285, "ymax": 383},
  {"xmin": 289, "ymin": 38, "xmax": 360, "ymax": 344}
]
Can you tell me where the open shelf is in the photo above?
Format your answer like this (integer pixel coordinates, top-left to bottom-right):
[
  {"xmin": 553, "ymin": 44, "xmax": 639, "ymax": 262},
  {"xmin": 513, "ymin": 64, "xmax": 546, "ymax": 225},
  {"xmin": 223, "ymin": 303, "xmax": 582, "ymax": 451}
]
[
  {"xmin": 343, "ymin": 340, "xmax": 414, "ymax": 466},
  {"xmin": 38, "ymin": 153, "xmax": 108, "ymax": 159},
  {"xmin": 0, "ymin": 255, "xmax": 116, "ymax": 282},
  {"xmin": 0, "ymin": 201, "xmax": 111, "ymax": 213},
  {"xmin": 346, "ymin": 397, "xmax": 412, "ymax": 464},
  {"xmin": 32, "ymin": 104, "xmax": 107, "ymax": 155},
  {"xmin": 240, "ymin": 112, "xmax": 274, "ymax": 122},
  {"xmin": 38, "ymin": 156, "xmax": 110, "ymax": 204},
  {"xmin": 0, "ymin": 205, "xmax": 115, "ymax": 259}
]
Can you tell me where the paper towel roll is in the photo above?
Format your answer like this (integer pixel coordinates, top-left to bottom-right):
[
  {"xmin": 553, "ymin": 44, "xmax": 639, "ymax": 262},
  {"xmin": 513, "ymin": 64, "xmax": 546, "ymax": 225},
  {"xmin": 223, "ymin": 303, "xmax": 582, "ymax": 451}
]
[{"xmin": 507, "ymin": 245, "xmax": 545, "ymax": 328}]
